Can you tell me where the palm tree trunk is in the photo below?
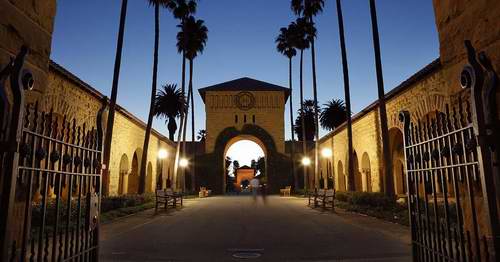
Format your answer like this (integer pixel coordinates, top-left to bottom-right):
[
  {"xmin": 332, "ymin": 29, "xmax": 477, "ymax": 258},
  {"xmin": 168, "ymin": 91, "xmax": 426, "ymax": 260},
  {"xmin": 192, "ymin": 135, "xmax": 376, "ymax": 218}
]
[
  {"xmin": 139, "ymin": 3, "xmax": 160, "ymax": 194},
  {"xmin": 336, "ymin": 0, "xmax": 355, "ymax": 191},
  {"xmin": 299, "ymin": 49, "xmax": 308, "ymax": 191},
  {"xmin": 168, "ymin": 116, "xmax": 177, "ymax": 141},
  {"xmin": 102, "ymin": 0, "xmax": 128, "ymax": 196},
  {"xmin": 369, "ymin": 0, "xmax": 393, "ymax": 196},
  {"xmin": 181, "ymin": 85, "xmax": 191, "ymax": 192},
  {"xmin": 309, "ymin": 16, "xmax": 320, "ymax": 190},
  {"xmin": 173, "ymin": 53, "xmax": 187, "ymax": 190},
  {"xmin": 189, "ymin": 59, "xmax": 196, "ymax": 192},
  {"xmin": 289, "ymin": 57, "xmax": 298, "ymax": 191}
]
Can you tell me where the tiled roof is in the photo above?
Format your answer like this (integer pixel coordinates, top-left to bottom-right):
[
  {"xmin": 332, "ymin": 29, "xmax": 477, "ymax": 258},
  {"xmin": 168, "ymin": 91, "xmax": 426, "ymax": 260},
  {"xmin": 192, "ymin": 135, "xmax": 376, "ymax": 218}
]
[{"xmin": 198, "ymin": 77, "xmax": 290, "ymax": 102}]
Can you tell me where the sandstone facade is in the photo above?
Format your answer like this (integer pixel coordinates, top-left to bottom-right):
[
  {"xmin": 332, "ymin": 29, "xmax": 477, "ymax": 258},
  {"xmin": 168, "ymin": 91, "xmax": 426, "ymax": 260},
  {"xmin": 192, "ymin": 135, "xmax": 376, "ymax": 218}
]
[
  {"xmin": 203, "ymin": 89, "xmax": 286, "ymax": 154},
  {"xmin": 43, "ymin": 62, "xmax": 177, "ymax": 196}
]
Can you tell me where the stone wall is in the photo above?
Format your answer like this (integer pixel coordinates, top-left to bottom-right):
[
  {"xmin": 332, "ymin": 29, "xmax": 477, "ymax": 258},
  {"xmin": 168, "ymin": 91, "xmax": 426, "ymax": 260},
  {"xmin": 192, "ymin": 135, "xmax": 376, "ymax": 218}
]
[
  {"xmin": 316, "ymin": 59, "xmax": 445, "ymax": 193},
  {"xmin": 204, "ymin": 90, "xmax": 286, "ymax": 154},
  {"xmin": 0, "ymin": 0, "xmax": 57, "ymax": 95},
  {"xmin": 38, "ymin": 61, "xmax": 177, "ymax": 196},
  {"xmin": 433, "ymin": 0, "xmax": 500, "ymax": 115}
]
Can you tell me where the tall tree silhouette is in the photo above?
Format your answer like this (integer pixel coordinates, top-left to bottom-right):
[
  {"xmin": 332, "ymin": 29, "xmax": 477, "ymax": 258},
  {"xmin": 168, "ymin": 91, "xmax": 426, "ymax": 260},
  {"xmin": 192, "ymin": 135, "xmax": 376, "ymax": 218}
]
[
  {"xmin": 177, "ymin": 16, "xmax": 208, "ymax": 191},
  {"xmin": 276, "ymin": 23, "xmax": 299, "ymax": 190},
  {"xmin": 154, "ymin": 84, "xmax": 187, "ymax": 140},
  {"xmin": 291, "ymin": 0, "xmax": 325, "ymax": 189},
  {"xmin": 102, "ymin": 0, "xmax": 128, "ymax": 196},
  {"xmin": 295, "ymin": 100, "xmax": 319, "ymax": 141},
  {"xmin": 167, "ymin": 0, "xmax": 197, "ymax": 190},
  {"xmin": 293, "ymin": 17, "xmax": 315, "ymax": 189},
  {"xmin": 369, "ymin": 0, "xmax": 393, "ymax": 196},
  {"xmin": 139, "ymin": 0, "xmax": 171, "ymax": 194},
  {"xmin": 320, "ymin": 99, "xmax": 347, "ymax": 131},
  {"xmin": 335, "ymin": 0, "xmax": 355, "ymax": 191}
]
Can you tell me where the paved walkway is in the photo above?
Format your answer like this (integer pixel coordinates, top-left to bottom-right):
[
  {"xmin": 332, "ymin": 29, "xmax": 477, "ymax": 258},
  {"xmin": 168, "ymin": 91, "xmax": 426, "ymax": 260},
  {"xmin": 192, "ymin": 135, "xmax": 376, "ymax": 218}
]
[{"xmin": 100, "ymin": 196, "xmax": 411, "ymax": 262}]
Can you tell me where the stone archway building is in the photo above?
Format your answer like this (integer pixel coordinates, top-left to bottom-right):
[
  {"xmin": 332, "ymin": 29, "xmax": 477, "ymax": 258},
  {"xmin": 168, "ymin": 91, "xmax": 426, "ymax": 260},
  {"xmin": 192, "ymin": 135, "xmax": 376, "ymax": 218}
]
[{"xmin": 193, "ymin": 78, "xmax": 292, "ymax": 194}]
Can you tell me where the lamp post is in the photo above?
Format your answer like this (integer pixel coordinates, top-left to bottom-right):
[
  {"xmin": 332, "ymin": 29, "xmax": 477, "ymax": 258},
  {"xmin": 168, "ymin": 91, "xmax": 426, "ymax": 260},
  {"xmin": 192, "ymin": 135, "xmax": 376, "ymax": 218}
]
[
  {"xmin": 179, "ymin": 158, "xmax": 189, "ymax": 192},
  {"xmin": 301, "ymin": 157, "xmax": 312, "ymax": 191},
  {"xmin": 321, "ymin": 148, "xmax": 333, "ymax": 189},
  {"xmin": 158, "ymin": 149, "xmax": 168, "ymax": 189}
]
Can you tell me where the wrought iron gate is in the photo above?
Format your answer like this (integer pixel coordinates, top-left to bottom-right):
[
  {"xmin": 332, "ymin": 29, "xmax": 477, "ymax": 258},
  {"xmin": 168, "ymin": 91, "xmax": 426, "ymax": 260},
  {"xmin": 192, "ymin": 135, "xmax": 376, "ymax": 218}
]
[
  {"xmin": 399, "ymin": 42, "xmax": 499, "ymax": 261},
  {"xmin": 1, "ymin": 48, "xmax": 104, "ymax": 261}
]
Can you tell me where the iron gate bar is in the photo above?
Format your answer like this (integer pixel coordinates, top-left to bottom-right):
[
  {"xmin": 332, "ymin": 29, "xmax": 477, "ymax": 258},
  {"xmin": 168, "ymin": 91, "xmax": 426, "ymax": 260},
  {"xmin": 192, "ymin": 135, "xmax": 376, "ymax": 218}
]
[
  {"xmin": 1, "ymin": 51, "xmax": 103, "ymax": 260},
  {"xmin": 0, "ymin": 46, "xmax": 30, "ymax": 262},
  {"xmin": 400, "ymin": 42, "xmax": 499, "ymax": 262}
]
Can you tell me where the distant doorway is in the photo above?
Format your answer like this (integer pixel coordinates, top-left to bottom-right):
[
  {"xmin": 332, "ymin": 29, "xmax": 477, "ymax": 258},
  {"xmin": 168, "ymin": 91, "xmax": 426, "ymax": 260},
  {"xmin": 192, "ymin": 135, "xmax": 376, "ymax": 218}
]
[{"xmin": 224, "ymin": 138, "xmax": 266, "ymax": 194}]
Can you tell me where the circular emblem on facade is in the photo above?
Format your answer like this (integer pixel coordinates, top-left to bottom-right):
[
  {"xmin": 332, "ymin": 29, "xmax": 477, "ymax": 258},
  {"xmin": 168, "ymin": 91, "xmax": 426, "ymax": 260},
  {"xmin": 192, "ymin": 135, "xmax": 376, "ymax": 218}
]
[{"xmin": 235, "ymin": 91, "xmax": 255, "ymax": 111}]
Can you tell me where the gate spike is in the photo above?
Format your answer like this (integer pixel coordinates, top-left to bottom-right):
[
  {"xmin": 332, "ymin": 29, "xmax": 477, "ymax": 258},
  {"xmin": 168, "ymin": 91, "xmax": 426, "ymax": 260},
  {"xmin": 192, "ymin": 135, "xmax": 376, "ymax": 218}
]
[
  {"xmin": 71, "ymin": 119, "xmax": 77, "ymax": 145},
  {"xmin": 445, "ymin": 104, "xmax": 452, "ymax": 133},
  {"xmin": 452, "ymin": 106, "xmax": 459, "ymax": 131},
  {"xmin": 33, "ymin": 101, "xmax": 39, "ymax": 133},
  {"xmin": 48, "ymin": 107, "xmax": 54, "ymax": 137},
  {"xmin": 458, "ymin": 96, "xmax": 466, "ymax": 128},
  {"xmin": 82, "ymin": 123, "xmax": 86, "ymax": 147},
  {"xmin": 24, "ymin": 103, "xmax": 31, "ymax": 129}
]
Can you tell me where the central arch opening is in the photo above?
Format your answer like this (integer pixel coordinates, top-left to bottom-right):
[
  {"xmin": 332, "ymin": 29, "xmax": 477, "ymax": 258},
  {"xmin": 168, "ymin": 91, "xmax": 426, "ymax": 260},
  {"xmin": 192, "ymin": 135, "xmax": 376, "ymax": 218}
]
[{"xmin": 224, "ymin": 137, "xmax": 266, "ymax": 194}]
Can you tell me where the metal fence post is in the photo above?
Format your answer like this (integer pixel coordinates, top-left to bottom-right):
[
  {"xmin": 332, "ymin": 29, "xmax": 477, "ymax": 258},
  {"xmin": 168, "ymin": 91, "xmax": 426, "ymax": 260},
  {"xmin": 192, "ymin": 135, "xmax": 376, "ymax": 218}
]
[{"xmin": 0, "ymin": 46, "xmax": 30, "ymax": 261}]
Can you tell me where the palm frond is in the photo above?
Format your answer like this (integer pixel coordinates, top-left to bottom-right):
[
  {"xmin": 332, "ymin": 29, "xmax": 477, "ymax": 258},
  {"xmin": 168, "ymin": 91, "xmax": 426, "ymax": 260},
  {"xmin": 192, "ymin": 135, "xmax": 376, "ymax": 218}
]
[{"xmin": 320, "ymin": 99, "xmax": 347, "ymax": 131}]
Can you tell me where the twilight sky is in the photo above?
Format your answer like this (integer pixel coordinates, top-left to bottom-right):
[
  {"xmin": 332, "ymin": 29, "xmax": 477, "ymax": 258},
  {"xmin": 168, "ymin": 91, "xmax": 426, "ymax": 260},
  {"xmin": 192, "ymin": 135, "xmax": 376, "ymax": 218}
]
[{"xmin": 51, "ymin": 0, "xmax": 439, "ymax": 140}]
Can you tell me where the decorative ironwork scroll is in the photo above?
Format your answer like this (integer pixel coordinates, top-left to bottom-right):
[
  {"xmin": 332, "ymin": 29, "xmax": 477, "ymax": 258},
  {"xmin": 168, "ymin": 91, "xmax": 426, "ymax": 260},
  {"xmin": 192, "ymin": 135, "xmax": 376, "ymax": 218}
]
[
  {"xmin": 400, "ymin": 41, "xmax": 499, "ymax": 262},
  {"xmin": 0, "ymin": 47, "xmax": 104, "ymax": 261}
]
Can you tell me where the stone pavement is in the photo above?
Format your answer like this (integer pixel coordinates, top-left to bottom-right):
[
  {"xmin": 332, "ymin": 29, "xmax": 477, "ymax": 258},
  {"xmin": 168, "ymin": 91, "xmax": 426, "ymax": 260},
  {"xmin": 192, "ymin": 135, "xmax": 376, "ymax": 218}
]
[{"xmin": 100, "ymin": 196, "xmax": 411, "ymax": 262}]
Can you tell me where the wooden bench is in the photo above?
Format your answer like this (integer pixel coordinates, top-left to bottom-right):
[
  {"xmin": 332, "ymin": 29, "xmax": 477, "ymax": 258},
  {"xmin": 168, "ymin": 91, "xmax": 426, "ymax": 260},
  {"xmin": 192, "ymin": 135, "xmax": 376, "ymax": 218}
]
[
  {"xmin": 280, "ymin": 186, "xmax": 291, "ymax": 197},
  {"xmin": 315, "ymin": 189, "xmax": 335, "ymax": 211},
  {"xmin": 165, "ymin": 189, "xmax": 183, "ymax": 207},
  {"xmin": 308, "ymin": 189, "xmax": 324, "ymax": 206},
  {"xmin": 155, "ymin": 189, "xmax": 183, "ymax": 212},
  {"xmin": 199, "ymin": 187, "xmax": 212, "ymax": 198},
  {"xmin": 155, "ymin": 189, "xmax": 172, "ymax": 212}
]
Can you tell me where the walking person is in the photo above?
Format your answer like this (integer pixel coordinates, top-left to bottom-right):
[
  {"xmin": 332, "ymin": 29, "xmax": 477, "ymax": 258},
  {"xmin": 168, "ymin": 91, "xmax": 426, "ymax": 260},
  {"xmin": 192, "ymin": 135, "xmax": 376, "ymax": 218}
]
[
  {"xmin": 250, "ymin": 176, "xmax": 260, "ymax": 201},
  {"xmin": 260, "ymin": 177, "xmax": 267, "ymax": 204}
]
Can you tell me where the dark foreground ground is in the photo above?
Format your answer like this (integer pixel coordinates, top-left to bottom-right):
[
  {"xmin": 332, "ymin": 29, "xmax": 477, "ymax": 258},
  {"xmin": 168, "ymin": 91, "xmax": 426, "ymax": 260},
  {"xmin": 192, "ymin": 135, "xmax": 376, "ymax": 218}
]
[{"xmin": 100, "ymin": 196, "xmax": 411, "ymax": 262}]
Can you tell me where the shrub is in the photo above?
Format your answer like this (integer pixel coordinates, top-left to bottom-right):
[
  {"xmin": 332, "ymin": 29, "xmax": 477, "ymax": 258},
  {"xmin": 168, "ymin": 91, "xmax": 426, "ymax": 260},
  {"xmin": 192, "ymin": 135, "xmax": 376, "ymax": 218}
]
[
  {"xmin": 101, "ymin": 193, "xmax": 155, "ymax": 213},
  {"xmin": 335, "ymin": 191, "xmax": 351, "ymax": 203},
  {"xmin": 335, "ymin": 191, "xmax": 396, "ymax": 208},
  {"xmin": 350, "ymin": 192, "xmax": 394, "ymax": 207}
]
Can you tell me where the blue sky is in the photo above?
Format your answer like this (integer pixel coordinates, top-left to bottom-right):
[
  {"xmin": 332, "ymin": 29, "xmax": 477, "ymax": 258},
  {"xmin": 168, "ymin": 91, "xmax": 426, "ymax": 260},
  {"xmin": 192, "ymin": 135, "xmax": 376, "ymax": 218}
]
[{"xmin": 51, "ymin": 0, "xmax": 439, "ymax": 140}]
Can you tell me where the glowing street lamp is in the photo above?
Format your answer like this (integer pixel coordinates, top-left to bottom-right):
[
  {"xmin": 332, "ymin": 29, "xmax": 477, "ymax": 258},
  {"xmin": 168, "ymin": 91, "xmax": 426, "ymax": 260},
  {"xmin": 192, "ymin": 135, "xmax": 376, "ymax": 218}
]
[
  {"xmin": 321, "ymin": 148, "xmax": 334, "ymax": 190},
  {"xmin": 157, "ymin": 149, "xmax": 168, "ymax": 189},
  {"xmin": 158, "ymin": 148, "xmax": 168, "ymax": 159},
  {"xmin": 179, "ymin": 158, "xmax": 189, "ymax": 168},
  {"xmin": 301, "ymin": 157, "xmax": 311, "ymax": 166},
  {"xmin": 321, "ymin": 148, "xmax": 333, "ymax": 158}
]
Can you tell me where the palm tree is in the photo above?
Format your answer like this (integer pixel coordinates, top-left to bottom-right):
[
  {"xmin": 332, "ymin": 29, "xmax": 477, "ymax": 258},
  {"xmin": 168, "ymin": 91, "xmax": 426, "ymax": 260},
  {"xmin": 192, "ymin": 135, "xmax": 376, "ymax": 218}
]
[
  {"xmin": 292, "ymin": 0, "xmax": 325, "ymax": 190},
  {"xmin": 197, "ymin": 129, "xmax": 206, "ymax": 141},
  {"xmin": 176, "ymin": 16, "xmax": 208, "ymax": 191},
  {"xmin": 276, "ymin": 23, "xmax": 299, "ymax": 190},
  {"xmin": 369, "ymin": 0, "xmax": 393, "ymax": 196},
  {"xmin": 320, "ymin": 99, "xmax": 347, "ymax": 131},
  {"xmin": 293, "ymin": 17, "xmax": 314, "ymax": 190},
  {"xmin": 335, "ymin": 0, "xmax": 355, "ymax": 191},
  {"xmin": 102, "ymin": 0, "xmax": 128, "ymax": 196},
  {"xmin": 169, "ymin": 0, "xmax": 197, "ymax": 191},
  {"xmin": 154, "ymin": 84, "xmax": 187, "ymax": 140},
  {"xmin": 295, "ymin": 99, "xmax": 319, "ymax": 141},
  {"xmin": 139, "ymin": 0, "xmax": 171, "ymax": 194},
  {"xmin": 167, "ymin": 0, "xmax": 197, "ymax": 20}
]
